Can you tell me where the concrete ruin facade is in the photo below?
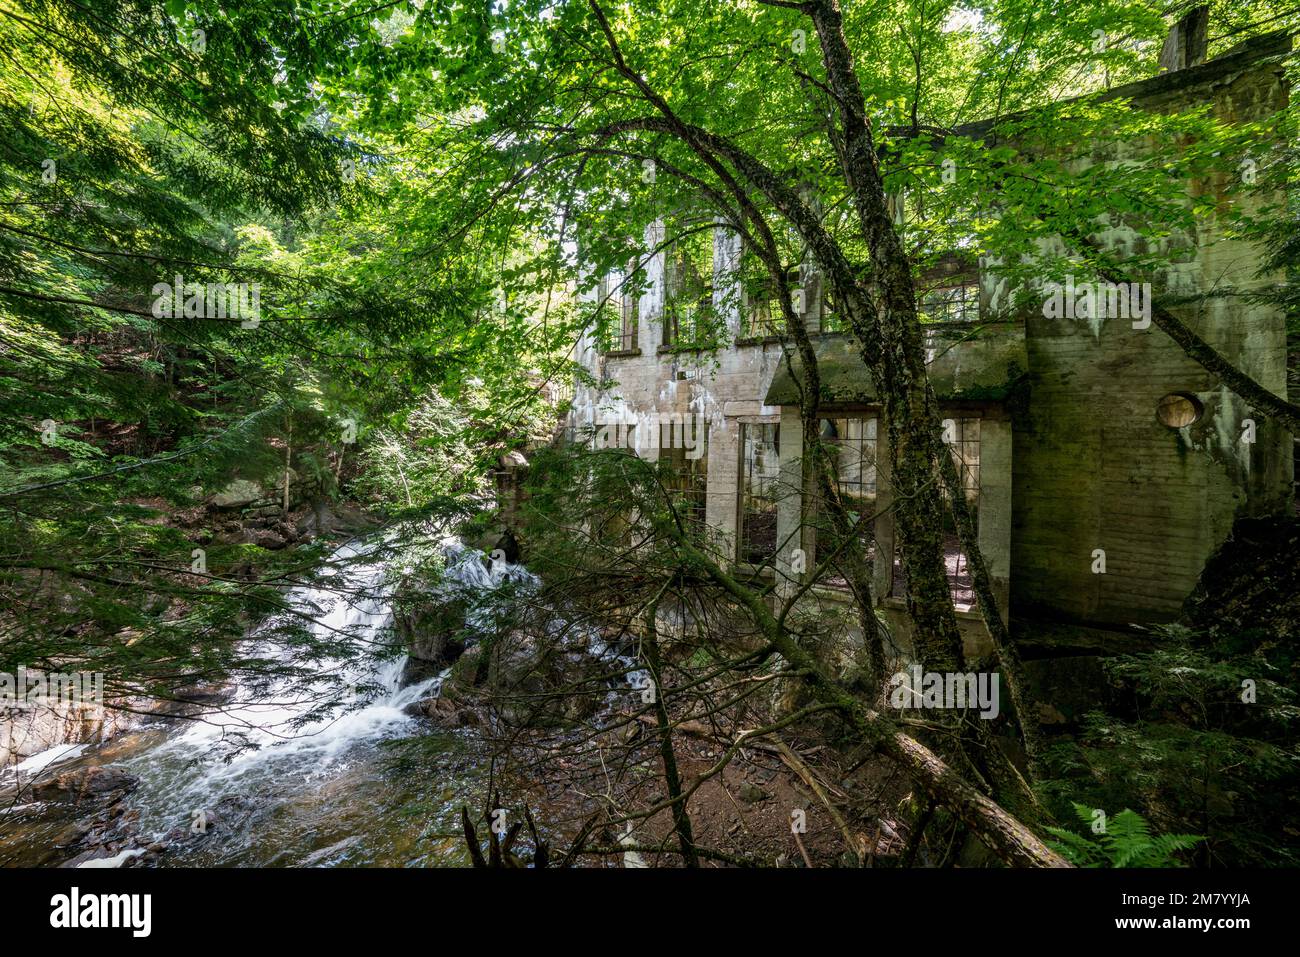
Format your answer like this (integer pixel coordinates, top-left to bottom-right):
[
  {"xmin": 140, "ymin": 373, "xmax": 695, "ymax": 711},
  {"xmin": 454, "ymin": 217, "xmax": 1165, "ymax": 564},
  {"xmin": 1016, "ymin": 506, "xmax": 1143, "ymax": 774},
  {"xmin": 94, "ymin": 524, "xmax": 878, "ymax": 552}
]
[{"xmin": 568, "ymin": 32, "xmax": 1295, "ymax": 658}]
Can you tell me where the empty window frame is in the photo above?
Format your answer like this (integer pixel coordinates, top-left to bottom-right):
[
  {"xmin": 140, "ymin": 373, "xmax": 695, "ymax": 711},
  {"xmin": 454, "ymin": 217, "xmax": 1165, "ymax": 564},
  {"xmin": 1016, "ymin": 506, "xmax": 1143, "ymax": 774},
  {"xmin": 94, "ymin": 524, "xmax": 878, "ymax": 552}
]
[
  {"xmin": 741, "ymin": 262, "xmax": 800, "ymax": 340},
  {"xmin": 819, "ymin": 276, "xmax": 851, "ymax": 334},
  {"xmin": 824, "ymin": 415, "xmax": 878, "ymax": 504},
  {"xmin": 811, "ymin": 416, "xmax": 878, "ymax": 581},
  {"xmin": 890, "ymin": 415, "xmax": 981, "ymax": 608},
  {"xmin": 738, "ymin": 422, "xmax": 780, "ymax": 563},
  {"xmin": 943, "ymin": 416, "xmax": 981, "ymax": 505},
  {"xmin": 664, "ymin": 227, "xmax": 720, "ymax": 348},
  {"xmin": 920, "ymin": 281, "xmax": 979, "ymax": 323},
  {"xmin": 598, "ymin": 269, "xmax": 639, "ymax": 353},
  {"xmin": 657, "ymin": 419, "xmax": 709, "ymax": 528}
]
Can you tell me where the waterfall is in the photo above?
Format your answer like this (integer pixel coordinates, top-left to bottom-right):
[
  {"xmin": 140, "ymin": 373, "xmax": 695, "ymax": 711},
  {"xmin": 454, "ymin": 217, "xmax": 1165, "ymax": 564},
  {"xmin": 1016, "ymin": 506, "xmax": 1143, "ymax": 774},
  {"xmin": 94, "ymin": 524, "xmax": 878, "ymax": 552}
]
[
  {"xmin": 0, "ymin": 530, "xmax": 643, "ymax": 867},
  {"xmin": 114, "ymin": 536, "xmax": 454, "ymax": 836}
]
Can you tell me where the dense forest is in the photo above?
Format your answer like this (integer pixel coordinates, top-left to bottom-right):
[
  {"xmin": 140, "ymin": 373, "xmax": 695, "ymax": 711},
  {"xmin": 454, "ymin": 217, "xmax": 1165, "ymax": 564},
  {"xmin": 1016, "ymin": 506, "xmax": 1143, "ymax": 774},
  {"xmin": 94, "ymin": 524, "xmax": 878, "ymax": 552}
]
[{"xmin": 1, "ymin": 0, "xmax": 1299, "ymax": 888}]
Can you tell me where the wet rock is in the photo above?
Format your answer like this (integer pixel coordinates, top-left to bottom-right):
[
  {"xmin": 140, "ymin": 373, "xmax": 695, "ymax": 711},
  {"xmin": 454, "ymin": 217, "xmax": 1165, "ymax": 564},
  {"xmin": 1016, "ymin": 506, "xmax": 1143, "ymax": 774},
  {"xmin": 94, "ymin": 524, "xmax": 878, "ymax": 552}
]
[
  {"xmin": 488, "ymin": 633, "xmax": 606, "ymax": 728},
  {"xmin": 429, "ymin": 623, "xmax": 625, "ymax": 729},
  {"xmin": 404, "ymin": 697, "xmax": 448, "ymax": 720},
  {"xmin": 34, "ymin": 766, "xmax": 151, "ymax": 867},
  {"xmin": 404, "ymin": 696, "xmax": 484, "ymax": 728},
  {"xmin": 62, "ymin": 845, "xmax": 152, "ymax": 869},
  {"xmin": 393, "ymin": 583, "xmax": 471, "ymax": 686},
  {"xmin": 154, "ymin": 794, "xmax": 248, "ymax": 849},
  {"xmin": 295, "ymin": 499, "xmax": 338, "ymax": 538},
  {"xmin": 331, "ymin": 503, "xmax": 379, "ymax": 533},
  {"xmin": 488, "ymin": 528, "xmax": 521, "ymax": 565},
  {"xmin": 464, "ymin": 515, "xmax": 525, "ymax": 563},
  {"xmin": 33, "ymin": 766, "xmax": 139, "ymax": 804}
]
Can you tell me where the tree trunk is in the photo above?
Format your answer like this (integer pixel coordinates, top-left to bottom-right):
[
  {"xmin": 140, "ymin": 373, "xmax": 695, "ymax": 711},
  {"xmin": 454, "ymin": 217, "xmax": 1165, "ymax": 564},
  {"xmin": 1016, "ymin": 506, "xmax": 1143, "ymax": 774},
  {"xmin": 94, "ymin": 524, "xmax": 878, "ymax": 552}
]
[
  {"xmin": 679, "ymin": 533, "xmax": 1069, "ymax": 867},
  {"xmin": 282, "ymin": 417, "xmax": 292, "ymax": 514},
  {"xmin": 808, "ymin": 0, "xmax": 966, "ymax": 674},
  {"xmin": 937, "ymin": 441, "xmax": 1043, "ymax": 776},
  {"xmin": 644, "ymin": 597, "xmax": 699, "ymax": 867}
]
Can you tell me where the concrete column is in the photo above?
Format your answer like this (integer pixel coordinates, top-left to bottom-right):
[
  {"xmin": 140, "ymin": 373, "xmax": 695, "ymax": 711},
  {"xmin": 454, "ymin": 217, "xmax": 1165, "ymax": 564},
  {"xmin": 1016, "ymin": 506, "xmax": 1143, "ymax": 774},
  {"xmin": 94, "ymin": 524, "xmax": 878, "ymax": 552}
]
[
  {"xmin": 872, "ymin": 417, "xmax": 894, "ymax": 604},
  {"xmin": 977, "ymin": 416, "xmax": 1013, "ymax": 623},
  {"xmin": 639, "ymin": 219, "xmax": 665, "ymax": 353},
  {"xmin": 706, "ymin": 415, "xmax": 739, "ymax": 559},
  {"xmin": 713, "ymin": 224, "xmax": 743, "ymax": 339},
  {"xmin": 775, "ymin": 406, "xmax": 806, "ymax": 601}
]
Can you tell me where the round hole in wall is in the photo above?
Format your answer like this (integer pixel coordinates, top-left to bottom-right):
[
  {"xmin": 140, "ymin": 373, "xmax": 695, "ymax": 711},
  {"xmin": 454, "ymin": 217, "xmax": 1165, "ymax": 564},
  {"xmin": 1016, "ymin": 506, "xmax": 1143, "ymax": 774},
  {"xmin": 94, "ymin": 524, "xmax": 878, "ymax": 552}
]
[{"xmin": 1156, "ymin": 392, "xmax": 1203, "ymax": 429}]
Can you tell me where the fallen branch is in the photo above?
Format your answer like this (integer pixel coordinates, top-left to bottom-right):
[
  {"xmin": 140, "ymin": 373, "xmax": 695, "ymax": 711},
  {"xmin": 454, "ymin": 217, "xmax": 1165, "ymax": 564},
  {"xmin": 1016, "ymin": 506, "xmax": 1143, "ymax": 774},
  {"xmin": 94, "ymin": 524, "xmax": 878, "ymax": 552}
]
[{"xmin": 775, "ymin": 739, "xmax": 859, "ymax": 862}]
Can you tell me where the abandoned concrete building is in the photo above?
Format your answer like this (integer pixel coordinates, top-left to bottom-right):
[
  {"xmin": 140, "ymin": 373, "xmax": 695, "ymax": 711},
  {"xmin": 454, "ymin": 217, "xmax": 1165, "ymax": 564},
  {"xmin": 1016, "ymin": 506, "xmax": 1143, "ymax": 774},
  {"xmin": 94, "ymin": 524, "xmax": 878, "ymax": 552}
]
[{"xmin": 566, "ymin": 27, "xmax": 1296, "ymax": 663}]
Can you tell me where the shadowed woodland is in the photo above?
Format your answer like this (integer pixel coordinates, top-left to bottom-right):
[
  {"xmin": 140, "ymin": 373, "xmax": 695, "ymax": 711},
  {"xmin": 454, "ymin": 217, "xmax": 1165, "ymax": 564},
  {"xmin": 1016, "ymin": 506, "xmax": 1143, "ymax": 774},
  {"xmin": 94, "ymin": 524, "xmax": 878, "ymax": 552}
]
[{"xmin": 1, "ymin": 0, "xmax": 1299, "ymax": 870}]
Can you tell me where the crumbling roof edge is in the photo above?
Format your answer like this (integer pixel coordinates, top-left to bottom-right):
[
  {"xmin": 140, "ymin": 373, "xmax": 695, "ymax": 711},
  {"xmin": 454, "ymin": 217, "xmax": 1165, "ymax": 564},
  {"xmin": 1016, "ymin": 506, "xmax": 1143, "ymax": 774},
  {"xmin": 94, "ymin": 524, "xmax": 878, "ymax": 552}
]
[{"xmin": 949, "ymin": 29, "xmax": 1293, "ymax": 142}]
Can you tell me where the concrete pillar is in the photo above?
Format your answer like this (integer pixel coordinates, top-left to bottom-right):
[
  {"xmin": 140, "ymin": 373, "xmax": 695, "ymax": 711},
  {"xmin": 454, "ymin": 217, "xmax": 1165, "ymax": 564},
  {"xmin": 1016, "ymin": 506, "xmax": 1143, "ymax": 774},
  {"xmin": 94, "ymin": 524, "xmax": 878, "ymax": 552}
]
[
  {"xmin": 706, "ymin": 414, "xmax": 738, "ymax": 559},
  {"xmin": 639, "ymin": 220, "xmax": 665, "ymax": 353},
  {"xmin": 775, "ymin": 406, "xmax": 806, "ymax": 601},
  {"xmin": 976, "ymin": 416, "xmax": 1013, "ymax": 623},
  {"xmin": 713, "ymin": 224, "xmax": 743, "ymax": 339}
]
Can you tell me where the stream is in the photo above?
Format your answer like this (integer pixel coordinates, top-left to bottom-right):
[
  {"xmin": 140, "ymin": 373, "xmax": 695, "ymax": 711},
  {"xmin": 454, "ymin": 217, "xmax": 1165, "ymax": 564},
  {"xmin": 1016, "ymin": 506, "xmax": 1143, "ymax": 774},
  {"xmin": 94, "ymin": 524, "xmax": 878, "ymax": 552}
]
[{"xmin": 0, "ymin": 533, "xmax": 516, "ymax": 868}]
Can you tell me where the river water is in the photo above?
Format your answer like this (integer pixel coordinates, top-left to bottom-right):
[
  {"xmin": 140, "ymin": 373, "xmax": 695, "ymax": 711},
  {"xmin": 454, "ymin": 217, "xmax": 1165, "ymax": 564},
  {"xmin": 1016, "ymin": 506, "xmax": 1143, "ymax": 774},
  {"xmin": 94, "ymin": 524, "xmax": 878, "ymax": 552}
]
[{"xmin": 0, "ymin": 534, "xmax": 510, "ymax": 868}]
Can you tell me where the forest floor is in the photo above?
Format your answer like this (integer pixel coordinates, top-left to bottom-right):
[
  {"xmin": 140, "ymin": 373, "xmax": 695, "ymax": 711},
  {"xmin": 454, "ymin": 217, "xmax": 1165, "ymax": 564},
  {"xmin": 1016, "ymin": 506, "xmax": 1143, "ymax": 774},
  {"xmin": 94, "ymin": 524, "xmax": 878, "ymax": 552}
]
[{"xmin": 475, "ymin": 710, "xmax": 916, "ymax": 867}]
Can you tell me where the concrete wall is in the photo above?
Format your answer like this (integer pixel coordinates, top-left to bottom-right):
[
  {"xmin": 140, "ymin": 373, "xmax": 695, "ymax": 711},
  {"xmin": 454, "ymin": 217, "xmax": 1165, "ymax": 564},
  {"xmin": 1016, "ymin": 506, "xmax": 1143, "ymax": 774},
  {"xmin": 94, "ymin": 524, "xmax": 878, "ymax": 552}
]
[
  {"xmin": 571, "ymin": 221, "xmax": 788, "ymax": 563},
  {"xmin": 570, "ymin": 41, "xmax": 1293, "ymax": 637},
  {"xmin": 1003, "ymin": 49, "xmax": 1293, "ymax": 626}
]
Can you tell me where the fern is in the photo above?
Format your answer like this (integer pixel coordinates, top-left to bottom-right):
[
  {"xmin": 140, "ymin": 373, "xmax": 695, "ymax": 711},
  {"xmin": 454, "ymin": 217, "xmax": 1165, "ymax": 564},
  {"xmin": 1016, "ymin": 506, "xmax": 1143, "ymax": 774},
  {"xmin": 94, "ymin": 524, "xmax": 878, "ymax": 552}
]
[{"xmin": 1046, "ymin": 803, "xmax": 1202, "ymax": 868}]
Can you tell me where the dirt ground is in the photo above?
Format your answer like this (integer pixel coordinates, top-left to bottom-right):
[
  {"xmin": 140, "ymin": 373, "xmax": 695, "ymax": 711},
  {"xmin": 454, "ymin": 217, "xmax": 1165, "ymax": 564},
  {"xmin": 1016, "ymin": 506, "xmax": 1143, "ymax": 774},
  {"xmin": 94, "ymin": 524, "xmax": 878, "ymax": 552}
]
[{"xmin": 479, "ymin": 711, "xmax": 918, "ymax": 868}]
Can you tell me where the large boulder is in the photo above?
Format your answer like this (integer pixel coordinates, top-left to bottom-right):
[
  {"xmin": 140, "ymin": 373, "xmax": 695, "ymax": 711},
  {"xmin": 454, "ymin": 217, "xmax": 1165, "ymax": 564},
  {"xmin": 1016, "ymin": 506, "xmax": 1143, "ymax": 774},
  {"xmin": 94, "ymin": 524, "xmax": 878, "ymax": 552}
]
[
  {"xmin": 32, "ymin": 765, "xmax": 139, "ymax": 804},
  {"xmin": 210, "ymin": 479, "xmax": 266, "ymax": 510},
  {"xmin": 331, "ymin": 502, "xmax": 380, "ymax": 534},
  {"xmin": 248, "ymin": 528, "xmax": 289, "ymax": 550},
  {"xmin": 467, "ymin": 630, "xmax": 610, "ymax": 728},
  {"xmin": 295, "ymin": 500, "xmax": 339, "ymax": 538},
  {"xmin": 393, "ymin": 589, "xmax": 471, "ymax": 686},
  {"xmin": 402, "ymin": 694, "xmax": 486, "ymax": 728}
]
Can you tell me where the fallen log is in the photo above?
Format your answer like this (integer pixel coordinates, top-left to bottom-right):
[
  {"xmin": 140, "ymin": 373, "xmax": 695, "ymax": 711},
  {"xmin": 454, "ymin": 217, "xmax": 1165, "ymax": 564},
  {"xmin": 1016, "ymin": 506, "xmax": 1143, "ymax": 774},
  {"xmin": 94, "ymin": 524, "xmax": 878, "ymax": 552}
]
[{"xmin": 675, "ymin": 538, "xmax": 1073, "ymax": 868}]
